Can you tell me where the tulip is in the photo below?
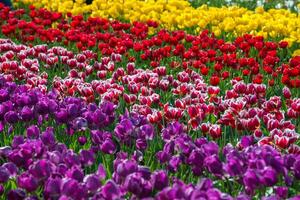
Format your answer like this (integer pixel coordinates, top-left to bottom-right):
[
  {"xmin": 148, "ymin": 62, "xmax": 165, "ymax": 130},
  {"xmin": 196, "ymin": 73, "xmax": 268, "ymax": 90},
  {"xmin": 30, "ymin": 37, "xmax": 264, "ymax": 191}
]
[
  {"xmin": 0, "ymin": 184, "xmax": 3, "ymax": 195},
  {"xmin": 243, "ymin": 169, "xmax": 259, "ymax": 194},
  {"xmin": 0, "ymin": 166, "xmax": 10, "ymax": 183},
  {"xmin": 204, "ymin": 155, "xmax": 223, "ymax": 177},
  {"xmin": 17, "ymin": 172, "xmax": 39, "ymax": 192},
  {"xmin": 282, "ymin": 86, "xmax": 292, "ymax": 99},
  {"xmin": 262, "ymin": 167, "xmax": 278, "ymax": 187},
  {"xmin": 84, "ymin": 174, "xmax": 101, "ymax": 193},
  {"xmin": 209, "ymin": 125, "xmax": 222, "ymax": 139},
  {"xmin": 100, "ymin": 180, "xmax": 121, "ymax": 200},
  {"xmin": 80, "ymin": 150, "xmax": 95, "ymax": 166},
  {"xmin": 4, "ymin": 111, "xmax": 18, "ymax": 124},
  {"xmin": 7, "ymin": 189, "xmax": 26, "ymax": 200},
  {"xmin": 274, "ymin": 186, "xmax": 288, "ymax": 199},
  {"xmin": 41, "ymin": 127, "xmax": 56, "ymax": 146},
  {"xmin": 26, "ymin": 125, "xmax": 40, "ymax": 139}
]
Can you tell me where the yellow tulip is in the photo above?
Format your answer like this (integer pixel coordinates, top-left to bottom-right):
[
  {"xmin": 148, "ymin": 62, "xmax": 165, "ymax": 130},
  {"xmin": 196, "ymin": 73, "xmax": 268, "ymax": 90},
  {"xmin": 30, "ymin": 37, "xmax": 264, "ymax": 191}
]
[
  {"xmin": 292, "ymin": 49, "xmax": 300, "ymax": 56},
  {"xmin": 14, "ymin": 0, "xmax": 300, "ymax": 47}
]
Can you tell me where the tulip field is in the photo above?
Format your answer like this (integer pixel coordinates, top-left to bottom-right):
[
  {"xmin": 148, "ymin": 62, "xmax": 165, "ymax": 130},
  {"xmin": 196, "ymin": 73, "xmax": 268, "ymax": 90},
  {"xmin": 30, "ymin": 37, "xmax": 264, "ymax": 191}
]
[{"xmin": 0, "ymin": 0, "xmax": 300, "ymax": 199}]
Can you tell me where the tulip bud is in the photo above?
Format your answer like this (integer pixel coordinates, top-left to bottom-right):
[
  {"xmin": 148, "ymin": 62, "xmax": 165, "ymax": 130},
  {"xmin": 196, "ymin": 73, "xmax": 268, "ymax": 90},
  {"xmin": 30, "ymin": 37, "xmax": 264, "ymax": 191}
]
[{"xmin": 283, "ymin": 86, "xmax": 291, "ymax": 99}]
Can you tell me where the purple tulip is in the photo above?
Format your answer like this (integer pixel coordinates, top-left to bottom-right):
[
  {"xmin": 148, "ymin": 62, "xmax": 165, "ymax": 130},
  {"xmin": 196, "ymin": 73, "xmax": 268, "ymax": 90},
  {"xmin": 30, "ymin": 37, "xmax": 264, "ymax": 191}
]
[
  {"xmin": 44, "ymin": 178, "xmax": 62, "ymax": 199},
  {"xmin": 152, "ymin": 170, "xmax": 169, "ymax": 190},
  {"xmin": 114, "ymin": 118, "xmax": 134, "ymax": 142},
  {"xmin": 64, "ymin": 150, "xmax": 81, "ymax": 167},
  {"xmin": 190, "ymin": 189, "xmax": 207, "ymax": 200},
  {"xmin": 8, "ymin": 150, "xmax": 26, "ymax": 167},
  {"xmin": 27, "ymin": 92, "xmax": 37, "ymax": 105},
  {"xmin": 206, "ymin": 188, "xmax": 223, "ymax": 199},
  {"xmin": 61, "ymin": 178, "xmax": 79, "ymax": 196},
  {"xmin": 92, "ymin": 109, "xmax": 107, "ymax": 126},
  {"xmin": 202, "ymin": 141, "xmax": 219, "ymax": 156},
  {"xmin": 274, "ymin": 186, "xmax": 288, "ymax": 199},
  {"xmin": 100, "ymin": 138, "xmax": 116, "ymax": 154},
  {"xmin": 116, "ymin": 159, "xmax": 137, "ymax": 177},
  {"xmin": 100, "ymin": 101, "xmax": 115, "ymax": 116},
  {"xmin": 41, "ymin": 127, "xmax": 56, "ymax": 146},
  {"xmin": 47, "ymin": 150, "xmax": 62, "ymax": 165},
  {"xmin": 284, "ymin": 154, "xmax": 296, "ymax": 170},
  {"xmin": 66, "ymin": 167, "xmax": 84, "ymax": 182},
  {"xmin": 136, "ymin": 138, "xmax": 147, "ymax": 150},
  {"xmin": 17, "ymin": 172, "xmax": 39, "ymax": 192},
  {"xmin": 124, "ymin": 173, "xmax": 144, "ymax": 197},
  {"xmin": 132, "ymin": 150, "xmax": 143, "ymax": 162},
  {"xmin": 29, "ymin": 159, "xmax": 53, "ymax": 180},
  {"xmin": 188, "ymin": 149, "xmax": 205, "ymax": 167},
  {"xmin": 161, "ymin": 121, "xmax": 184, "ymax": 141},
  {"xmin": 2, "ymin": 101, "xmax": 13, "ymax": 114},
  {"xmin": 96, "ymin": 164, "xmax": 106, "ymax": 180},
  {"xmin": 55, "ymin": 109, "xmax": 68, "ymax": 124},
  {"xmin": 0, "ymin": 184, "xmax": 3, "ymax": 195},
  {"xmin": 0, "ymin": 89, "xmax": 9, "ymax": 102},
  {"xmin": 57, "ymin": 164, "xmax": 68, "ymax": 175},
  {"xmin": 156, "ymin": 150, "xmax": 171, "ymax": 163},
  {"xmin": 175, "ymin": 135, "xmax": 192, "ymax": 154},
  {"xmin": 55, "ymin": 143, "xmax": 68, "ymax": 153},
  {"xmin": 78, "ymin": 136, "xmax": 87, "ymax": 145},
  {"xmin": 7, "ymin": 189, "xmax": 26, "ymax": 200},
  {"xmin": 84, "ymin": 174, "xmax": 101, "ymax": 193},
  {"xmin": 73, "ymin": 117, "xmax": 88, "ymax": 130},
  {"xmin": 243, "ymin": 169, "xmax": 259, "ymax": 193},
  {"xmin": 2, "ymin": 162, "xmax": 18, "ymax": 177},
  {"xmin": 240, "ymin": 136, "xmax": 254, "ymax": 149},
  {"xmin": 195, "ymin": 137, "xmax": 208, "ymax": 147},
  {"xmin": 26, "ymin": 125, "xmax": 40, "ymax": 139},
  {"xmin": 139, "ymin": 124, "xmax": 154, "ymax": 140},
  {"xmin": 262, "ymin": 167, "xmax": 278, "ymax": 187},
  {"xmin": 48, "ymin": 99, "xmax": 58, "ymax": 113},
  {"xmin": 8, "ymin": 126, "xmax": 13, "ymax": 135},
  {"xmin": 168, "ymin": 156, "xmax": 181, "ymax": 172},
  {"xmin": 293, "ymin": 160, "xmax": 300, "ymax": 179},
  {"xmin": 138, "ymin": 166, "xmax": 152, "ymax": 180},
  {"xmin": 67, "ymin": 104, "xmax": 80, "ymax": 117},
  {"xmin": 156, "ymin": 182, "xmax": 187, "ymax": 200},
  {"xmin": 4, "ymin": 111, "xmax": 18, "ymax": 124},
  {"xmin": 35, "ymin": 100, "xmax": 49, "ymax": 115},
  {"xmin": 100, "ymin": 180, "xmax": 120, "ymax": 200},
  {"xmin": 12, "ymin": 135, "xmax": 24, "ymax": 148},
  {"xmin": 80, "ymin": 149, "xmax": 95, "ymax": 166},
  {"xmin": 204, "ymin": 155, "xmax": 223, "ymax": 177},
  {"xmin": 224, "ymin": 158, "xmax": 244, "ymax": 177},
  {"xmin": 197, "ymin": 178, "xmax": 213, "ymax": 191},
  {"xmin": 0, "ymin": 166, "xmax": 10, "ymax": 183},
  {"xmin": 20, "ymin": 106, "xmax": 34, "ymax": 121}
]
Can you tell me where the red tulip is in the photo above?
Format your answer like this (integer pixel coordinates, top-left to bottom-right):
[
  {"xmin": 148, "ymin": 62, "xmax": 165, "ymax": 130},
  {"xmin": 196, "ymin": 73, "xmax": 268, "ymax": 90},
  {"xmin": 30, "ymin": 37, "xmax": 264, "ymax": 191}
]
[
  {"xmin": 274, "ymin": 135, "xmax": 290, "ymax": 149},
  {"xmin": 210, "ymin": 76, "xmax": 220, "ymax": 86},
  {"xmin": 279, "ymin": 41, "xmax": 288, "ymax": 48},
  {"xmin": 209, "ymin": 124, "xmax": 222, "ymax": 139},
  {"xmin": 282, "ymin": 86, "xmax": 291, "ymax": 99}
]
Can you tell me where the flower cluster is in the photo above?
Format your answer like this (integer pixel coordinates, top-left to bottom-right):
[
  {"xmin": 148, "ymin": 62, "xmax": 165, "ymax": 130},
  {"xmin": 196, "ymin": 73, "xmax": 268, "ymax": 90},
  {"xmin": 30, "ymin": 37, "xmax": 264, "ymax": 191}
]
[
  {"xmin": 0, "ymin": 125, "xmax": 299, "ymax": 199},
  {"xmin": 1, "ymin": 36, "xmax": 299, "ymax": 151},
  {"xmin": 158, "ymin": 122, "xmax": 300, "ymax": 191},
  {"xmin": 0, "ymin": 2, "xmax": 299, "ymax": 199},
  {"xmin": 12, "ymin": 0, "xmax": 300, "ymax": 51}
]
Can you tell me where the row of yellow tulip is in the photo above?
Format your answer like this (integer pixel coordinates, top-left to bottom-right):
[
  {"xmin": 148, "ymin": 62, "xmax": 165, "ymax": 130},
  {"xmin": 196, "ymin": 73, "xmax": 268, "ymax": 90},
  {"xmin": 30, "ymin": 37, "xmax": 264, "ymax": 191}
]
[{"xmin": 14, "ymin": 0, "xmax": 300, "ymax": 55}]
